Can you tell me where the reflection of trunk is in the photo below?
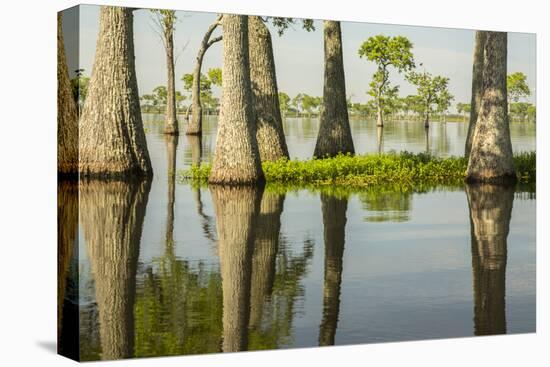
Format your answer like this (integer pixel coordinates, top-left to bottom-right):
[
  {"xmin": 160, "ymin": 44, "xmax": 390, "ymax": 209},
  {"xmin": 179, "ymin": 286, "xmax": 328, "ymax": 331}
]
[
  {"xmin": 79, "ymin": 7, "xmax": 152, "ymax": 178},
  {"xmin": 57, "ymin": 180, "xmax": 78, "ymax": 357},
  {"xmin": 187, "ymin": 16, "xmax": 222, "ymax": 135},
  {"xmin": 81, "ymin": 179, "xmax": 151, "ymax": 360},
  {"xmin": 165, "ymin": 135, "xmax": 178, "ymax": 247},
  {"xmin": 465, "ymin": 32, "xmax": 487, "ymax": 157},
  {"xmin": 187, "ymin": 135, "xmax": 203, "ymax": 166},
  {"xmin": 314, "ymin": 21, "xmax": 355, "ymax": 158},
  {"xmin": 187, "ymin": 135, "xmax": 217, "ymax": 243},
  {"xmin": 164, "ymin": 22, "xmax": 178, "ymax": 135},
  {"xmin": 248, "ymin": 16, "xmax": 289, "ymax": 162},
  {"xmin": 249, "ymin": 192, "xmax": 285, "ymax": 329},
  {"xmin": 57, "ymin": 13, "xmax": 79, "ymax": 175},
  {"xmin": 209, "ymin": 15, "xmax": 264, "ymax": 184},
  {"xmin": 211, "ymin": 185, "xmax": 263, "ymax": 352},
  {"xmin": 466, "ymin": 184, "xmax": 513, "ymax": 336},
  {"xmin": 376, "ymin": 126, "xmax": 384, "ymax": 154},
  {"xmin": 425, "ymin": 127, "xmax": 430, "ymax": 153},
  {"xmin": 466, "ymin": 32, "xmax": 515, "ymax": 184},
  {"xmin": 319, "ymin": 194, "xmax": 348, "ymax": 346}
]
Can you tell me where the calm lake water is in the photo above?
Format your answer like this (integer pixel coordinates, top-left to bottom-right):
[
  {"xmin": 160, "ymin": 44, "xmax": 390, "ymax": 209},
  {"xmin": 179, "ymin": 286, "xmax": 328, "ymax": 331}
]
[{"xmin": 58, "ymin": 115, "xmax": 536, "ymax": 361}]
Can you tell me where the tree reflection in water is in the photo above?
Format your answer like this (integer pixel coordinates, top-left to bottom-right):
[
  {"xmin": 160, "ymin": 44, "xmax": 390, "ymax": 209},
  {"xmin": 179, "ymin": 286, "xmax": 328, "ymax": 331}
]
[
  {"xmin": 81, "ymin": 178, "xmax": 151, "ymax": 360},
  {"xmin": 319, "ymin": 193, "xmax": 348, "ymax": 346},
  {"xmin": 467, "ymin": 183, "xmax": 514, "ymax": 336},
  {"xmin": 211, "ymin": 185, "xmax": 264, "ymax": 352},
  {"xmin": 57, "ymin": 180, "xmax": 79, "ymax": 359}
]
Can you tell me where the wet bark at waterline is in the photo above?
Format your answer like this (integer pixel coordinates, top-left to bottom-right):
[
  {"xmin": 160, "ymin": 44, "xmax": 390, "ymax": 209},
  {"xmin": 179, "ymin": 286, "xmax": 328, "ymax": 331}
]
[
  {"xmin": 186, "ymin": 16, "xmax": 222, "ymax": 135},
  {"xmin": 210, "ymin": 185, "xmax": 264, "ymax": 352},
  {"xmin": 208, "ymin": 15, "xmax": 264, "ymax": 185},
  {"xmin": 249, "ymin": 192, "xmax": 285, "ymax": 330},
  {"xmin": 465, "ymin": 31, "xmax": 487, "ymax": 157},
  {"xmin": 57, "ymin": 13, "xmax": 79, "ymax": 175},
  {"xmin": 467, "ymin": 184, "xmax": 513, "ymax": 336},
  {"xmin": 466, "ymin": 32, "xmax": 515, "ymax": 184},
  {"xmin": 319, "ymin": 194, "xmax": 348, "ymax": 346},
  {"xmin": 81, "ymin": 178, "xmax": 151, "ymax": 360},
  {"xmin": 79, "ymin": 6, "xmax": 152, "ymax": 179},
  {"xmin": 249, "ymin": 16, "xmax": 290, "ymax": 162},
  {"xmin": 314, "ymin": 21, "xmax": 355, "ymax": 158},
  {"xmin": 164, "ymin": 22, "xmax": 178, "ymax": 135}
]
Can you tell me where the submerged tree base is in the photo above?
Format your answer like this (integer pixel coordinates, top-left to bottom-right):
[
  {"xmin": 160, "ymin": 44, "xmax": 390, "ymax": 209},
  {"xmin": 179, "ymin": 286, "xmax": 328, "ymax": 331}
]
[{"xmin": 180, "ymin": 151, "xmax": 535, "ymax": 188}]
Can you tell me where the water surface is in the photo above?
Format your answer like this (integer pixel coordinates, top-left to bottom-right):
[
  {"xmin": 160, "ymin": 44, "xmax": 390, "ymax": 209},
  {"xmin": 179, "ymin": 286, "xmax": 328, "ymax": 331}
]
[{"xmin": 58, "ymin": 116, "xmax": 536, "ymax": 361}]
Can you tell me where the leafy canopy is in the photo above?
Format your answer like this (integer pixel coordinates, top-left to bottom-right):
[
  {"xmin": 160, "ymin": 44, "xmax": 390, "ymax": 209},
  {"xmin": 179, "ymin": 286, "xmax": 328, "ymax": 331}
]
[
  {"xmin": 406, "ymin": 71, "xmax": 451, "ymax": 116},
  {"xmin": 507, "ymin": 72, "xmax": 530, "ymax": 102}
]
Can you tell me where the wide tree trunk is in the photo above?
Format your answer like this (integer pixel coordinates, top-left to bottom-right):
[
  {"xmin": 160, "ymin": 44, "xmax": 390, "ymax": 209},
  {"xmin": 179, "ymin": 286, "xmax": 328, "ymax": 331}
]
[
  {"xmin": 249, "ymin": 192, "xmax": 285, "ymax": 329},
  {"xmin": 57, "ymin": 13, "xmax": 79, "ymax": 175},
  {"xmin": 314, "ymin": 21, "xmax": 355, "ymax": 158},
  {"xmin": 211, "ymin": 185, "xmax": 263, "ymax": 352},
  {"xmin": 81, "ymin": 178, "xmax": 151, "ymax": 360},
  {"xmin": 466, "ymin": 32, "xmax": 516, "ymax": 184},
  {"xmin": 467, "ymin": 184, "xmax": 513, "ymax": 335},
  {"xmin": 79, "ymin": 7, "xmax": 152, "ymax": 179},
  {"xmin": 208, "ymin": 15, "xmax": 264, "ymax": 184},
  {"xmin": 248, "ymin": 16, "xmax": 290, "ymax": 162},
  {"xmin": 318, "ymin": 194, "xmax": 348, "ymax": 346},
  {"xmin": 465, "ymin": 31, "xmax": 487, "ymax": 157},
  {"xmin": 186, "ymin": 17, "xmax": 222, "ymax": 135},
  {"xmin": 164, "ymin": 25, "xmax": 178, "ymax": 134}
]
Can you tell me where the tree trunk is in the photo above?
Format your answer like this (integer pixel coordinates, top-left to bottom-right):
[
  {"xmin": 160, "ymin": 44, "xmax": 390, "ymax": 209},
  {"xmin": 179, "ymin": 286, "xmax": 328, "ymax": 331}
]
[
  {"xmin": 319, "ymin": 194, "xmax": 348, "ymax": 346},
  {"xmin": 467, "ymin": 183, "xmax": 512, "ymax": 335},
  {"xmin": 424, "ymin": 111, "xmax": 430, "ymax": 129},
  {"xmin": 186, "ymin": 17, "xmax": 222, "ymax": 135},
  {"xmin": 208, "ymin": 15, "xmax": 264, "ymax": 185},
  {"xmin": 465, "ymin": 31, "xmax": 487, "ymax": 157},
  {"xmin": 164, "ymin": 26, "xmax": 178, "ymax": 135},
  {"xmin": 81, "ymin": 178, "xmax": 151, "ymax": 360},
  {"xmin": 249, "ymin": 192, "xmax": 285, "ymax": 330},
  {"xmin": 466, "ymin": 32, "xmax": 516, "ymax": 184},
  {"xmin": 211, "ymin": 185, "xmax": 263, "ymax": 352},
  {"xmin": 57, "ymin": 13, "xmax": 79, "ymax": 175},
  {"xmin": 314, "ymin": 21, "xmax": 355, "ymax": 158},
  {"xmin": 376, "ymin": 91, "xmax": 384, "ymax": 127},
  {"xmin": 79, "ymin": 7, "xmax": 152, "ymax": 179},
  {"xmin": 249, "ymin": 16, "xmax": 290, "ymax": 162}
]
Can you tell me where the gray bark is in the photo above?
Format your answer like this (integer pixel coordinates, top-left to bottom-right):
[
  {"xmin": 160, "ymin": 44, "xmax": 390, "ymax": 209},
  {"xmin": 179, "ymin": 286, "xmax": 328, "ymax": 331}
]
[
  {"xmin": 314, "ymin": 21, "xmax": 355, "ymax": 158},
  {"xmin": 318, "ymin": 194, "xmax": 348, "ymax": 346},
  {"xmin": 467, "ymin": 183, "xmax": 513, "ymax": 335},
  {"xmin": 249, "ymin": 16, "xmax": 290, "ymax": 162},
  {"xmin": 466, "ymin": 32, "xmax": 516, "ymax": 184},
  {"xmin": 465, "ymin": 31, "xmax": 487, "ymax": 157},
  {"xmin": 164, "ymin": 21, "xmax": 178, "ymax": 134},
  {"xmin": 79, "ymin": 6, "xmax": 152, "ymax": 179},
  {"xmin": 186, "ymin": 16, "xmax": 222, "ymax": 135},
  {"xmin": 57, "ymin": 13, "xmax": 79, "ymax": 175},
  {"xmin": 211, "ymin": 185, "xmax": 263, "ymax": 352},
  {"xmin": 81, "ymin": 178, "xmax": 151, "ymax": 360},
  {"xmin": 209, "ymin": 15, "xmax": 264, "ymax": 185}
]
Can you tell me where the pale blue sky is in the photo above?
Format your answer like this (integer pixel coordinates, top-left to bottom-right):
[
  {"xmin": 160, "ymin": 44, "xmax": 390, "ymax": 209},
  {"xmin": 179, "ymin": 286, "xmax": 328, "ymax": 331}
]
[{"xmin": 62, "ymin": 5, "xmax": 536, "ymax": 112}]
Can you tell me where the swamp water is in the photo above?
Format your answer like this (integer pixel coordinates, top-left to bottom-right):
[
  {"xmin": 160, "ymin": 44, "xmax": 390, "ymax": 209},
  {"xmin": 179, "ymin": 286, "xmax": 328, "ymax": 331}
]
[{"xmin": 58, "ymin": 116, "xmax": 536, "ymax": 360}]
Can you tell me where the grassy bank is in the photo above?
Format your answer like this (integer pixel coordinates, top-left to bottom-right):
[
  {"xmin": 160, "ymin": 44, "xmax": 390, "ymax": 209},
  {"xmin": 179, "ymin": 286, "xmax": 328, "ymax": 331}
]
[{"xmin": 178, "ymin": 151, "xmax": 536, "ymax": 188}]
